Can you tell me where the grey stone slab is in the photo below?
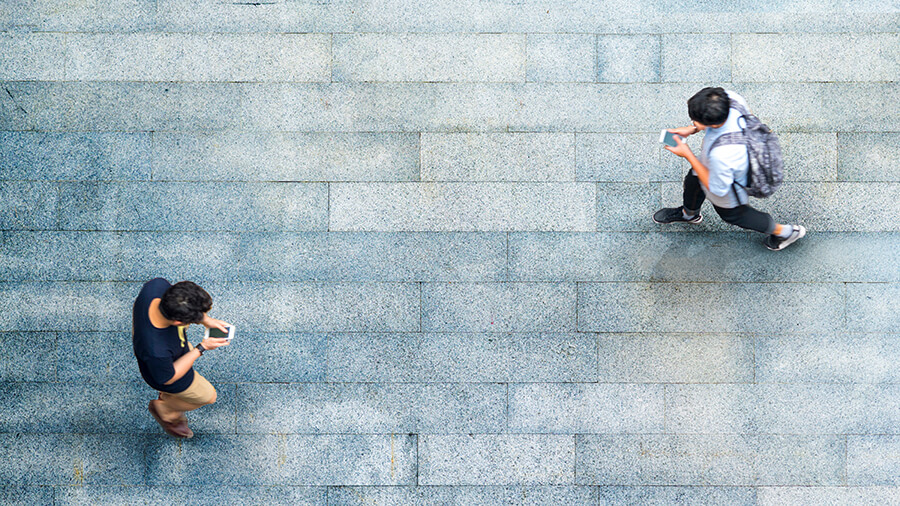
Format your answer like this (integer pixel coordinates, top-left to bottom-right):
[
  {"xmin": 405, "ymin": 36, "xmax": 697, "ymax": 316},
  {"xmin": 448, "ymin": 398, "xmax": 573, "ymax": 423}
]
[
  {"xmin": 57, "ymin": 182, "xmax": 328, "ymax": 232},
  {"xmin": 420, "ymin": 133, "xmax": 575, "ymax": 182},
  {"xmin": 66, "ymin": 33, "xmax": 331, "ymax": 82},
  {"xmin": 0, "ymin": 0, "xmax": 156, "ymax": 32},
  {"xmin": 576, "ymin": 434, "xmax": 845, "ymax": 486},
  {"xmin": 152, "ymin": 132, "xmax": 418, "ymax": 182},
  {"xmin": 734, "ymin": 34, "xmax": 900, "ymax": 82},
  {"xmin": 0, "ymin": 433, "xmax": 80, "ymax": 485},
  {"xmin": 511, "ymin": 232, "xmax": 900, "ymax": 283},
  {"xmin": 328, "ymin": 486, "xmax": 598, "ymax": 505},
  {"xmin": 0, "ymin": 487, "xmax": 54, "ymax": 506},
  {"xmin": 758, "ymin": 487, "xmax": 900, "ymax": 506},
  {"xmin": 597, "ymin": 35, "xmax": 660, "ymax": 83},
  {"xmin": 0, "ymin": 282, "xmax": 136, "ymax": 331},
  {"xmin": 0, "ymin": 181, "xmax": 57, "ymax": 230},
  {"xmin": 576, "ymin": 133, "xmax": 673, "ymax": 182},
  {"xmin": 839, "ymin": 133, "xmax": 900, "ymax": 182},
  {"xmin": 422, "ymin": 283, "xmax": 576, "ymax": 332},
  {"xmin": 55, "ymin": 486, "xmax": 327, "ymax": 506},
  {"xmin": 849, "ymin": 436, "xmax": 900, "ymax": 485},
  {"xmin": 779, "ymin": 132, "xmax": 838, "ymax": 182},
  {"xmin": 326, "ymin": 332, "xmax": 597, "ymax": 383},
  {"xmin": 79, "ymin": 435, "xmax": 147, "ymax": 486},
  {"xmin": 56, "ymin": 332, "xmax": 141, "ymax": 383},
  {"xmin": 211, "ymin": 282, "xmax": 420, "ymax": 332},
  {"xmin": 661, "ymin": 35, "xmax": 731, "ymax": 83},
  {"xmin": 597, "ymin": 333, "xmax": 753, "ymax": 383},
  {"xmin": 598, "ymin": 486, "xmax": 756, "ymax": 506},
  {"xmin": 0, "ymin": 34, "xmax": 65, "ymax": 80},
  {"xmin": 597, "ymin": 182, "xmax": 663, "ymax": 231},
  {"xmin": 508, "ymin": 383, "xmax": 665, "ymax": 434},
  {"xmin": 0, "ymin": 132, "xmax": 152, "ymax": 182},
  {"xmin": 756, "ymin": 333, "xmax": 900, "ymax": 383},
  {"xmin": 577, "ymin": 282, "xmax": 844, "ymax": 333},
  {"xmin": 330, "ymin": 183, "xmax": 596, "ymax": 232},
  {"xmin": 847, "ymin": 283, "xmax": 900, "ymax": 332},
  {"xmin": 236, "ymin": 383, "xmax": 505, "ymax": 434},
  {"xmin": 527, "ymin": 34, "xmax": 596, "ymax": 83},
  {"xmin": 418, "ymin": 434, "xmax": 575, "ymax": 485},
  {"xmin": 147, "ymin": 434, "xmax": 416, "ymax": 485},
  {"xmin": 332, "ymin": 34, "xmax": 525, "ymax": 83},
  {"xmin": 0, "ymin": 331, "xmax": 55, "ymax": 381},
  {"xmin": 201, "ymin": 333, "xmax": 326, "ymax": 383}
]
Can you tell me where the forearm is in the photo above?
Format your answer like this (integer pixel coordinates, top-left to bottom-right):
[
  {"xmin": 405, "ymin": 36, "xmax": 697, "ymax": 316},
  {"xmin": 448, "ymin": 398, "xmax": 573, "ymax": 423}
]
[
  {"xmin": 685, "ymin": 153, "xmax": 711, "ymax": 189},
  {"xmin": 164, "ymin": 349, "xmax": 202, "ymax": 385}
]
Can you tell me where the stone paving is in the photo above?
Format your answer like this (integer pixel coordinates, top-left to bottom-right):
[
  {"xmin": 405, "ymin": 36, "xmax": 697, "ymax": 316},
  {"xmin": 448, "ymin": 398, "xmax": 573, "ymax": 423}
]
[{"xmin": 1, "ymin": 1, "xmax": 900, "ymax": 504}]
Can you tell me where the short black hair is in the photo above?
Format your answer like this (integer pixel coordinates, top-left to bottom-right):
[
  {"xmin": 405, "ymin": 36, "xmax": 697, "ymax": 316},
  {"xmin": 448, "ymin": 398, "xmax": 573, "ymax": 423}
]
[
  {"xmin": 159, "ymin": 281, "xmax": 212, "ymax": 324},
  {"xmin": 687, "ymin": 87, "xmax": 731, "ymax": 126}
]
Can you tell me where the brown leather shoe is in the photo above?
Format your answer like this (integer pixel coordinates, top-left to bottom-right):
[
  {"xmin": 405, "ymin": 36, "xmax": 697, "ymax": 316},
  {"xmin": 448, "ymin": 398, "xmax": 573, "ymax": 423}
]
[{"xmin": 148, "ymin": 400, "xmax": 193, "ymax": 438}]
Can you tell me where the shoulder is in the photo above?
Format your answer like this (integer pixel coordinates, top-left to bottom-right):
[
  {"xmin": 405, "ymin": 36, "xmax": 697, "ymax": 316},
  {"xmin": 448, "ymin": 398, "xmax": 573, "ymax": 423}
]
[
  {"xmin": 708, "ymin": 144, "xmax": 747, "ymax": 167},
  {"xmin": 138, "ymin": 278, "xmax": 171, "ymax": 299}
]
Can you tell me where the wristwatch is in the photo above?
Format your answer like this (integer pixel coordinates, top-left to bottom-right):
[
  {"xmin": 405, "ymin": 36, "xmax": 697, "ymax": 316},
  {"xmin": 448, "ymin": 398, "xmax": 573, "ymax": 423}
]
[{"xmin": 196, "ymin": 343, "xmax": 206, "ymax": 355}]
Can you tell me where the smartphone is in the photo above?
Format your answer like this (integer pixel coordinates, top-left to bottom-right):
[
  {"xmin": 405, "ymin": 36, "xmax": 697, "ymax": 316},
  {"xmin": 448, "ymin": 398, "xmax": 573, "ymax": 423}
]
[
  {"xmin": 205, "ymin": 325, "xmax": 235, "ymax": 340},
  {"xmin": 660, "ymin": 130, "xmax": 680, "ymax": 147}
]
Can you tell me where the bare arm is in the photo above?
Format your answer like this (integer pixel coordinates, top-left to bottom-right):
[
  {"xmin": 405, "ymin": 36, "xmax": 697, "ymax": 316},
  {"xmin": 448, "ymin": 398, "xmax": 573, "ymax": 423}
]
[{"xmin": 664, "ymin": 133, "xmax": 710, "ymax": 189}]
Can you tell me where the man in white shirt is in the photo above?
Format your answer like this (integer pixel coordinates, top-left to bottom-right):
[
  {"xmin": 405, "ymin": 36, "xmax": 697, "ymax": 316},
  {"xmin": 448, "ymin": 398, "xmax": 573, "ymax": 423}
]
[{"xmin": 653, "ymin": 87, "xmax": 805, "ymax": 251}]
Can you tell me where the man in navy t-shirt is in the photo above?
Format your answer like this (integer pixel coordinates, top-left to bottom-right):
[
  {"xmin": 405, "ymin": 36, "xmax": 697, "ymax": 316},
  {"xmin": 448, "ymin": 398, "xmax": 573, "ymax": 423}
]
[{"xmin": 133, "ymin": 278, "xmax": 230, "ymax": 438}]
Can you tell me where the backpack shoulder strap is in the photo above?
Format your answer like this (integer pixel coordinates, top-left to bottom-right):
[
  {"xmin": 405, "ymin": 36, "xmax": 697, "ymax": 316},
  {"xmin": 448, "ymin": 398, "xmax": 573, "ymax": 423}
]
[{"xmin": 708, "ymin": 131, "xmax": 745, "ymax": 151}]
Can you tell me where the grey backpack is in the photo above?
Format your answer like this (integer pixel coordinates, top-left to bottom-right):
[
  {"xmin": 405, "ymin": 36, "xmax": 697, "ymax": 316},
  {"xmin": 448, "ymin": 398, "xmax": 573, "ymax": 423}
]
[{"xmin": 708, "ymin": 102, "xmax": 784, "ymax": 198}]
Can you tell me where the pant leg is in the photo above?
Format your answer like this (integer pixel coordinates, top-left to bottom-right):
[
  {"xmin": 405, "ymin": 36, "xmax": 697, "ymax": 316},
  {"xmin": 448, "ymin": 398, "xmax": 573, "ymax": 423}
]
[
  {"xmin": 714, "ymin": 204, "xmax": 776, "ymax": 234},
  {"xmin": 682, "ymin": 171, "xmax": 706, "ymax": 213}
]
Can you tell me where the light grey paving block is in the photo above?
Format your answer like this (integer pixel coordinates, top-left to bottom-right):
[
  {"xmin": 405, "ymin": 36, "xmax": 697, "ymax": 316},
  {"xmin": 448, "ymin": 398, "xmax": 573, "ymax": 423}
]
[
  {"xmin": 328, "ymin": 486, "xmax": 598, "ymax": 505},
  {"xmin": 333, "ymin": 34, "xmax": 525, "ymax": 83},
  {"xmin": 0, "ymin": 0, "xmax": 156, "ymax": 32},
  {"xmin": 598, "ymin": 486, "xmax": 756, "ymax": 505},
  {"xmin": 779, "ymin": 132, "xmax": 838, "ymax": 182},
  {"xmin": 597, "ymin": 182, "xmax": 663, "ymax": 231},
  {"xmin": 757, "ymin": 486, "xmax": 900, "ymax": 506},
  {"xmin": 211, "ymin": 282, "xmax": 420, "ymax": 332},
  {"xmin": 418, "ymin": 434, "xmax": 575, "ymax": 485},
  {"xmin": 0, "ymin": 487, "xmax": 54, "ymax": 506},
  {"xmin": 0, "ymin": 34, "xmax": 65, "ymax": 80},
  {"xmin": 147, "ymin": 434, "xmax": 416, "ymax": 485},
  {"xmin": 0, "ymin": 331, "xmax": 55, "ymax": 381},
  {"xmin": 326, "ymin": 332, "xmax": 597, "ymax": 383},
  {"xmin": 0, "ymin": 181, "xmax": 57, "ymax": 230},
  {"xmin": 839, "ymin": 133, "xmax": 900, "ymax": 182},
  {"xmin": 56, "ymin": 332, "xmax": 141, "ymax": 383},
  {"xmin": 238, "ymin": 232, "xmax": 506, "ymax": 282},
  {"xmin": 152, "ymin": 132, "xmax": 418, "ymax": 182},
  {"xmin": 79, "ymin": 435, "xmax": 147, "ymax": 486},
  {"xmin": 847, "ymin": 283, "xmax": 900, "ymax": 332},
  {"xmin": 0, "ymin": 433, "xmax": 80, "ymax": 485},
  {"xmin": 849, "ymin": 436, "xmax": 900, "ymax": 485},
  {"xmin": 597, "ymin": 35, "xmax": 659, "ymax": 83},
  {"xmin": 56, "ymin": 486, "xmax": 326, "ymax": 506},
  {"xmin": 330, "ymin": 183, "xmax": 596, "ymax": 232},
  {"xmin": 576, "ymin": 434, "xmax": 845, "ymax": 486},
  {"xmin": 756, "ymin": 333, "xmax": 900, "ymax": 383},
  {"xmin": 201, "ymin": 332, "xmax": 325, "ymax": 383},
  {"xmin": 597, "ymin": 333, "xmax": 753, "ymax": 383},
  {"xmin": 757, "ymin": 182, "xmax": 900, "ymax": 231},
  {"xmin": 422, "ymin": 283, "xmax": 576, "ymax": 332},
  {"xmin": 577, "ymin": 282, "xmax": 843, "ymax": 333},
  {"xmin": 734, "ymin": 34, "xmax": 900, "ymax": 82},
  {"xmin": 57, "ymin": 182, "xmax": 328, "ymax": 232},
  {"xmin": 420, "ymin": 133, "xmax": 575, "ymax": 182},
  {"xmin": 661, "ymin": 35, "xmax": 731, "ymax": 82},
  {"xmin": 66, "ymin": 33, "xmax": 331, "ymax": 82},
  {"xmin": 576, "ymin": 133, "xmax": 671, "ymax": 182},
  {"xmin": 527, "ymin": 34, "xmax": 595, "ymax": 83},
  {"xmin": 0, "ymin": 132, "xmax": 152, "ymax": 182},
  {"xmin": 508, "ymin": 383, "xmax": 665, "ymax": 434},
  {"xmin": 0, "ymin": 282, "xmax": 136, "ymax": 331},
  {"xmin": 236, "ymin": 383, "xmax": 505, "ymax": 434}
]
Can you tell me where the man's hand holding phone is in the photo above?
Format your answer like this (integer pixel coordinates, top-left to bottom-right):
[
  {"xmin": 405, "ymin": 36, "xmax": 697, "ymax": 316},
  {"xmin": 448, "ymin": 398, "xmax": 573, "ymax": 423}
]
[{"xmin": 200, "ymin": 315, "xmax": 233, "ymax": 350}]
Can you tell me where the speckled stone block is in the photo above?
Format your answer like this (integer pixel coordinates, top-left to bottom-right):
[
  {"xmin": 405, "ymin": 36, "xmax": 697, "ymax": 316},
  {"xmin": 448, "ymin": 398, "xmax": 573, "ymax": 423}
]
[
  {"xmin": 147, "ymin": 434, "xmax": 416, "ymax": 485},
  {"xmin": 661, "ymin": 34, "xmax": 731, "ymax": 82},
  {"xmin": 839, "ymin": 133, "xmax": 900, "ymax": 182},
  {"xmin": 328, "ymin": 486, "xmax": 598, "ymax": 505},
  {"xmin": 66, "ymin": 34, "xmax": 331, "ymax": 82},
  {"xmin": 508, "ymin": 383, "xmax": 665, "ymax": 434},
  {"xmin": 0, "ymin": 34, "xmax": 66, "ymax": 80},
  {"xmin": 734, "ymin": 34, "xmax": 900, "ymax": 82},
  {"xmin": 152, "ymin": 132, "xmax": 419, "ymax": 182},
  {"xmin": 576, "ymin": 133, "xmax": 673, "ymax": 182},
  {"xmin": 200, "ymin": 333, "xmax": 326, "ymax": 383},
  {"xmin": 0, "ymin": 487, "xmax": 54, "ymax": 506},
  {"xmin": 0, "ymin": 282, "xmax": 136, "ymax": 331},
  {"xmin": 418, "ymin": 434, "xmax": 575, "ymax": 485},
  {"xmin": 779, "ymin": 132, "xmax": 838, "ymax": 182},
  {"xmin": 0, "ymin": 181, "xmax": 57, "ymax": 230},
  {"xmin": 847, "ymin": 283, "xmax": 900, "ymax": 332},
  {"xmin": 597, "ymin": 35, "xmax": 659, "ymax": 83},
  {"xmin": 598, "ymin": 486, "xmax": 756, "ymax": 506},
  {"xmin": 56, "ymin": 332, "xmax": 141, "ymax": 383},
  {"xmin": 577, "ymin": 282, "xmax": 844, "ymax": 333},
  {"xmin": 79, "ymin": 435, "xmax": 148, "ymax": 486},
  {"xmin": 421, "ymin": 133, "xmax": 575, "ymax": 182},
  {"xmin": 422, "ymin": 283, "xmax": 576, "ymax": 332},
  {"xmin": 596, "ymin": 182, "xmax": 663, "ymax": 231},
  {"xmin": 0, "ymin": 332, "xmax": 56, "ymax": 381},
  {"xmin": 330, "ymin": 183, "xmax": 596, "ymax": 232},
  {"xmin": 848, "ymin": 436, "xmax": 900, "ymax": 485},
  {"xmin": 325, "ymin": 332, "xmax": 597, "ymax": 383},
  {"xmin": 235, "ymin": 383, "xmax": 505, "ymax": 434},
  {"xmin": 55, "ymin": 486, "xmax": 326, "ymax": 506},
  {"xmin": 756, "ymin": 333, "xmax": 900, "ymax": 383},
  {"xmin": 57, "ymin": 182, "xmax": 328, "ymax": 232},
  {"xmin": 757, "ymin": 487, "xmax": 900, "ymax": 506},
  {"xmin": 333, "ymin": 34, "xmax": 525, "ymax": 82},
  {"xmin": 0, "ymin": 433, "xmax": 80, "ymax": 485},
  {"xmin": 0, "ymin": 0, "xmax": 156, "ymax": 32},
  {"xmin": 527, "ymin": 34, "xmax": 595, "ymax": 83}
]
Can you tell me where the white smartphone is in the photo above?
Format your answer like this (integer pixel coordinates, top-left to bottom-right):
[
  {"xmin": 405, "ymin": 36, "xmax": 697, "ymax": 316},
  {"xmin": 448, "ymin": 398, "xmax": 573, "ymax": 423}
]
[
  {"xmin": 660, "ymin": 129, "xmax": 680, "ymax": 147},
  {"xmin": 205, "ymin": 325, "xmax": 235, "ymax": 341}
]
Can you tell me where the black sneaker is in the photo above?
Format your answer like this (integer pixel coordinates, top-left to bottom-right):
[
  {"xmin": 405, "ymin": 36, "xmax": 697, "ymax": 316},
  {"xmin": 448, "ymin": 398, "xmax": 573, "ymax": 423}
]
[
  {"xmin": 652, "ymin": 207, "xmax": 702, "ymax": 224},
  {"xmin": 765, "ymin": 225, "xmax": 807, "ymax": 251}
]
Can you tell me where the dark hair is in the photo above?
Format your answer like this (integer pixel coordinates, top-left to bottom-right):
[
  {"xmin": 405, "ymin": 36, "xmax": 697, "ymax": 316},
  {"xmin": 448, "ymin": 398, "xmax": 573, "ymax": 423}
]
[
  {"xmin": 687, "ymin": 87, "xmax": 731, "ymax": 126},
  {"xmin": 159, "ymin": 281, "xmax": 212, "ymax": 324}
]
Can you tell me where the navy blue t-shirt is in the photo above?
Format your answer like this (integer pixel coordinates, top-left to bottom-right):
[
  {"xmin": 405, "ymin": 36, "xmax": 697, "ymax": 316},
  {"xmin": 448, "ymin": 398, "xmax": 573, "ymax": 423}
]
[{"xmin": 132, "ymin": 278, "xmax": 195, "ymax": 393}]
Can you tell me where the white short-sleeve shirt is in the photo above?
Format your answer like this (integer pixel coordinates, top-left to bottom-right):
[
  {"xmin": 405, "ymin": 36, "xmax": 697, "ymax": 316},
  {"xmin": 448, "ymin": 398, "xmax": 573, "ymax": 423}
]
[{"xmin": 697, "ymin": 91, "xmax": 750, "ymax": 209}]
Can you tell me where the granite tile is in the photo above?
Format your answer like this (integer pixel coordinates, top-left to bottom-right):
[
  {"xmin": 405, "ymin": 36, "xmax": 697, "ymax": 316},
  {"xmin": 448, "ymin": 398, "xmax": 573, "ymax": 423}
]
[
  {"xmin": 661, "ymin": 34, "xmax": 731, "ymax": 82},
  {"xmin": 200, "ymin": 332, "xmax": 326, "ymax": 383},
  {"xmin": 756, "ymin": 333, "xmax": 900, "ymax": 383},
  {"xmin": 596, "ymin": 182, "xmax": 663, "ymax": 231},
  {"xmin": 847, "ymin": 283, "xmax": 900, "ymax": 332},
  {"xmin": 597, "ymin": 36, "xmax": 660, "ymax": 83},
  {"xmin": 0, "ymin": 433, "xmax": 80, "ymax": 485},
  {"xmin": 598, "ymin": 486, "xmax": 756, "ymax": 505},
  {"xmin": 757, "ymin": 487, "xmax": 900, "ymax": 506},
  {"xmin": 0, "ymin": 34, "xmax": 66, "ymax": 80},
  {"xmin": 527, "ymin": 34, "xmax": 595, "ymax": 83},
  {"xmin": 576, "ymin": 133, "xmax": 670, "ymax": 182},
  {"xmin": 0, "ymin": 181, "xmax": 57, "ymax": 230},
  {"xmin": 838, "ymin": 133, "xmax": 900, "ymax": 182},
  {"xmin": 328, "ymin": 486, "xmax": 597, "ymax": 505},
  {"xmin": 0, "ymin": 487, "xmax": 55, "ymax": 506},
  {"xmin": 0, "ymin": 282, "xmax": 136, "ymax": 332},
  {"xmin": 848, "ymin": 436, "xmax": 900, "ymax": 485},
  {"xmin": 55, "ymin": 486, "xmax": 326, "ymax": 506},
  {"xmin": 56, "ymin": 331, "xmax": 140, "ymax": 383},
  {"xmin": 0, "ymin": 331, "xmax": 56, "ymax": 381},
  {"xmin": 0, "ymin": 0, "xmax": 156, "ymax": 32}
]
